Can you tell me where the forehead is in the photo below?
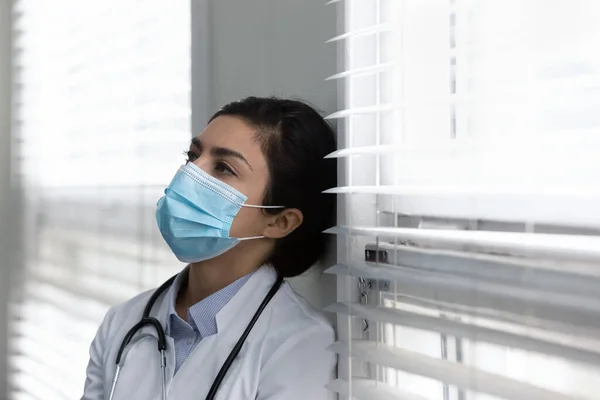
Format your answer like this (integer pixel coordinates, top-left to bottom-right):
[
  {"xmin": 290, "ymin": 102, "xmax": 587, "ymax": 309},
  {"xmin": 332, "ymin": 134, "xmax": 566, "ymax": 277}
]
[
  {"xmin": 196, "ymin": 115, "xmax": 267, "ymax": 167},
  {"xmin": 198, "ymin": 116, "xmax": 262, "ymax": 151}
]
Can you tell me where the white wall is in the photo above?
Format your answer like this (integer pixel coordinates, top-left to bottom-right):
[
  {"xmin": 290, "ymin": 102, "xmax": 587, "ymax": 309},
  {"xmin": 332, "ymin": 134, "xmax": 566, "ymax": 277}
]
[
  {"xmin": 0, "ymin": 0, "xmax": 12, "ymax": 396},
  {"xmin": 191, "ymin": 0, "xmax": 339, "ymax": 311}
]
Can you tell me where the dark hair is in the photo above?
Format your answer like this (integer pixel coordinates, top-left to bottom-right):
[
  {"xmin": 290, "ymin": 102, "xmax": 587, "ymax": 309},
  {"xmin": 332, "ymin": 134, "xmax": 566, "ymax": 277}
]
[{"xmin": 210, "ymin": 97, "xmax": 337, "ymax": 277}]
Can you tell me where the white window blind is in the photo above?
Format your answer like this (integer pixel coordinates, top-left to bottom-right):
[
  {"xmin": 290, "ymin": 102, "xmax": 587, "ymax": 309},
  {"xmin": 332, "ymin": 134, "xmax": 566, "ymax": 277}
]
[
  {"xmin": 9, "ymin": 1, "xmax": 189, "ymax": 398},
  {"xmin": 326, "ymin": 1, "xmax": 600, "ymax": 399}
]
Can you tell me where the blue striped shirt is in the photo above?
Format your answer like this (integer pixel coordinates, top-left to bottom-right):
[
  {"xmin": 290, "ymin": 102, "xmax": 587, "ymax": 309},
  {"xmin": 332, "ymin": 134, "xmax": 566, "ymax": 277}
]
[{"xmin": 165, "ymin": 270, "xmax": 252, "ymax": 374}]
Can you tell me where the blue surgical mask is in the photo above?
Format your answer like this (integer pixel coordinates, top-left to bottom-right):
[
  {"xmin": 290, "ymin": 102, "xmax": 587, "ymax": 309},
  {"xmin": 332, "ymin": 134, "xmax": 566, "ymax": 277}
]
[{"xmin": 156, "ymin": 162, "xmax": 283, "ymax": 263}]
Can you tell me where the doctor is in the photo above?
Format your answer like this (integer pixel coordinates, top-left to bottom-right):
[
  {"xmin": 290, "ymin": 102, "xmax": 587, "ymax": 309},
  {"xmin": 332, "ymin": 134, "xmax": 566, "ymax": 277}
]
[{"xmin": 81, "ymin": 97, "xmax": 337, "ymax": 400}]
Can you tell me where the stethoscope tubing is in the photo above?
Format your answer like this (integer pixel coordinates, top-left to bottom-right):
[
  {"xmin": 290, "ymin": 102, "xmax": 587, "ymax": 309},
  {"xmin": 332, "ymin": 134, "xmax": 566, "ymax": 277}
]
[{"xmin": 109, "ymin": 272, "xmax": 283, "ymax": 400}]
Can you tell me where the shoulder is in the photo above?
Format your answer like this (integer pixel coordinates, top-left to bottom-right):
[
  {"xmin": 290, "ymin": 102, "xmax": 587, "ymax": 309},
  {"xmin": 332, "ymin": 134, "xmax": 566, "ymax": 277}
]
[
  {"xmin": 97, "ymin": 288, "xmax": 157, "ymax": 347},
  {"xmin": 108, "ymin": 288, "xmax": 155, "ymax": 322},
  {"xmin": 258, "ymin": 282, "xmax": 335, "ymax": 364},
  {"xmin": 270, "ymin": 283, "xmax": 333, "ymax": 336}
]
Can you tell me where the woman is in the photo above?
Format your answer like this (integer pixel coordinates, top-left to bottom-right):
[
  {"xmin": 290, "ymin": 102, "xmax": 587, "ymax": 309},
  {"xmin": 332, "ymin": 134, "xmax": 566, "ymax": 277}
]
[{"xmin": 81, "ymin": 97, "xmax": 337, "ymax": 400}]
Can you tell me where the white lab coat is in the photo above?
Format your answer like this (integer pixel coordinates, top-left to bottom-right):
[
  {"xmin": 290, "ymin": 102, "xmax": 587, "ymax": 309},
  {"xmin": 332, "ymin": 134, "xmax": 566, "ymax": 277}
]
[{"xmin": 81, "ymin": 266, "xmax": 336, "ymax": 400}]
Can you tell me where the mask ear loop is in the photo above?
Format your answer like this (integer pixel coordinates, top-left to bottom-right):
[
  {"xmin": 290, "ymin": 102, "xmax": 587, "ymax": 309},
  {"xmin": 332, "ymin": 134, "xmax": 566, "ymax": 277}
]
[
  {"xmin": 238, "ymin": 236, "xmax": 265, "ymax": 241},
  {"xmin": 235, "ymin": 205, "xmax": 286, "ymax": 240},
  {"xmin": 240, "ymin": 204, "xmax": 286, "ymax": 209}
]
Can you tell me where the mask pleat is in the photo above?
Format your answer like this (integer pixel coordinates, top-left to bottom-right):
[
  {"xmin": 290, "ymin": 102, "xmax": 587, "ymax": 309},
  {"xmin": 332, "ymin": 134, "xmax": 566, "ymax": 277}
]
[{"xmin": 156, "ymin": 209, "xmax": 225, "ymax": 236}]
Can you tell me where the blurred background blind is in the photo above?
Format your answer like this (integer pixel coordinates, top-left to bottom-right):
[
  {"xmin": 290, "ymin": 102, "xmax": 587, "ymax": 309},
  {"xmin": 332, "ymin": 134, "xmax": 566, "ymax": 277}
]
[
  {"xmin": 9, "ymin": 0, "xmax": 190, "ymax": 398},
  {"xmin": 326, "ymin": 0, "xmax": 600, "ymax": 399}
]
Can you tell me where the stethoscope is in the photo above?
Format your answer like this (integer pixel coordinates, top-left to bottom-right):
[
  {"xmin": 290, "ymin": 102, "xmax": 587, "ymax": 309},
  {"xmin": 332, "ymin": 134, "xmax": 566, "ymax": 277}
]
[{"xmin": 108, "ymin": 272, "xmax": 284, "ymax": 400}]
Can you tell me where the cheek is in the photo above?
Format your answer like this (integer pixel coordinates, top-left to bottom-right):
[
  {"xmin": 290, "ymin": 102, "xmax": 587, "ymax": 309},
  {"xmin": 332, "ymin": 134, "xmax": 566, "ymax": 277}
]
[{"xmin": 229, "ymin": 207, "xmax": 265, "ymax": 238}]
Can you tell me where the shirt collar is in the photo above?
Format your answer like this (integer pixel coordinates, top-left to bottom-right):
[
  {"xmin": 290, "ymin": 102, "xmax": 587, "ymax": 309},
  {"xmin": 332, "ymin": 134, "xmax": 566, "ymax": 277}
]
[{"xmin": 165, "ymin": 267, "xmax": 253, "ymax": 338}]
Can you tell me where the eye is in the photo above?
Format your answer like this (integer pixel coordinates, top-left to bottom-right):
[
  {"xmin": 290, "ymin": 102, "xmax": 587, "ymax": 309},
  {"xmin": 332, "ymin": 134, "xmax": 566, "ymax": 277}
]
[
  {"xmin": 215, "ymin": 161, "xmax": 236, "ymax": 176},
  {"xmin": 183, "ymin": 150, "xmax": 198, "ymax": 163}
]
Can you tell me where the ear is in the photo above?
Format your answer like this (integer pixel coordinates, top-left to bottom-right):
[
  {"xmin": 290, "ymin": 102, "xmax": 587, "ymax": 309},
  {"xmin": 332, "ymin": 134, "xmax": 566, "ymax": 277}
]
[{"xmin": 262, "ymin": 208, "xmax": 303, "ymax": 239}]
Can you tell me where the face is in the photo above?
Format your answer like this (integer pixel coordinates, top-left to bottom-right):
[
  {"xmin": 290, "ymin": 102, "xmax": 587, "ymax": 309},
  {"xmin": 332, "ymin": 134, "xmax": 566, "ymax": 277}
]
[{"xmin": 185, "ymin": 116, "xmax": 271, "ymax": 239}]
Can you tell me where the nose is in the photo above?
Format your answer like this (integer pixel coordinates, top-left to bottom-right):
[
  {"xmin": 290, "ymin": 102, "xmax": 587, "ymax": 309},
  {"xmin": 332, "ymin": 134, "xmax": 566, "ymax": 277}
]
[{"xmin": 191, "ymin": 156, "xmax": 214, "ymax": 176}]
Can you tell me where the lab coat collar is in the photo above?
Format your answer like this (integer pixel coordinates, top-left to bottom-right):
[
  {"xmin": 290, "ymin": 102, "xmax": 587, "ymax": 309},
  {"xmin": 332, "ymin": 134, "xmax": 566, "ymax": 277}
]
[
  {"xmin": 215, "ymin": 265, "xmax": 278, "ymax": 333},
  {"xmin": 134, "ymin": 267, "xmax": 185, "ymax": 345},
  {"xmin": 144, "ymin": 264, "xmax": 278, "ymax": 334},
  {"xmin": 164, "ymin": 266, "xmax": 189, "ymax": 336},
  {"xmin": 157, "ymin": 268, "xmax": 186, "ymax": 326},
  {"xmin": 133, "ymin": 265, "xmax": 279, "ymax": 394},
  {"xmin": 166, "ymin": 267, "xmax": 254, "ymax": 339}
]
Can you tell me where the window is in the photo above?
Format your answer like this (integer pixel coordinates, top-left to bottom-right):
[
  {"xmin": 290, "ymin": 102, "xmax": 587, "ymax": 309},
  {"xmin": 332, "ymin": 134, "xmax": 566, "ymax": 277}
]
[
  {"xmin": 326, "ymin": 1, "xmax": 600, "ymax": 399},
  {"xmin": 9, "ymin": 1, "xmax": 190, "ymax": 398}
]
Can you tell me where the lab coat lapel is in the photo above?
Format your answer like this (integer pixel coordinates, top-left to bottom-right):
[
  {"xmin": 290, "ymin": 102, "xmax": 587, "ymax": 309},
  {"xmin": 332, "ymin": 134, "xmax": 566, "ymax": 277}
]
[
  {"xmin": 168, "ymin": 266, "xmax": 278, "ymax": 400},
  {"xmin": 215, "ymin": 265, "xmax": 277, "ymax": 333}
]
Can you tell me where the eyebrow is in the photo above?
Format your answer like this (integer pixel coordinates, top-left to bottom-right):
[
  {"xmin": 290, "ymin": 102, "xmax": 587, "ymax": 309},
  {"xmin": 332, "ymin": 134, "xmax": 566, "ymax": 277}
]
[{"xmin": 191, "ymin": 137, "xmax": 253, "ymax": 171}]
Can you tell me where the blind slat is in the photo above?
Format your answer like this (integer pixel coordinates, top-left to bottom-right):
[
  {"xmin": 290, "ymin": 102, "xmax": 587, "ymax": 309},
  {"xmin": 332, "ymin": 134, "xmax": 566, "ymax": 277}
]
[
  {"xmin": 326, "ymin": 378, "xmax": 427, "ymax": 400},
  {"xmin": 325, "ymin": 254, "xmax": 600, "ymax": 305},
  {"xmin": 326, "ymin": 23, "xmax": 394, "ymax": 43},
  {"xmin": 326, "ymin": 62, "xmax": 398, "ymax": 80},
  {"xmin": 326, "ymin": 302, "xmax": 600, "ymax": 366},
  {"xmin": 326, "ymin": 263, "xmax": 600, "ymax": 330},
  {"xmin": 325, "ymin": 103, "xmax": 397, "ymax": 119},
  {"xmin": 327, "ymin": 184, "xmax": 600, "ymax": 197},
  {"xmin": 325, "ymin": 226, "xmax": 600, "ymax": 262},
  {"xmin": 331, "ymin": 341, "xmax": 586, "ymax": 400},
  {"xmin": 363, "ymin": 244, "xmax": 600, "ymax": 295},
  {"xmin": 324, "ymin": 192, "xmax": 600, "ymax": 229},
  {"xmin": 325, "ymin": 135, "xmax": 600, "ymax": 158},
  {"xmin": 367, "ymin": 294, "xmax": 595, "ymax": 338}
]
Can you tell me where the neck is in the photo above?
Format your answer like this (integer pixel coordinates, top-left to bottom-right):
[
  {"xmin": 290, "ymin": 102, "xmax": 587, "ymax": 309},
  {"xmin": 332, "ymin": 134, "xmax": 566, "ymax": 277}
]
[{"xmin": 179, "ymin": 240, "xmax": 272, "ymax": 309}]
